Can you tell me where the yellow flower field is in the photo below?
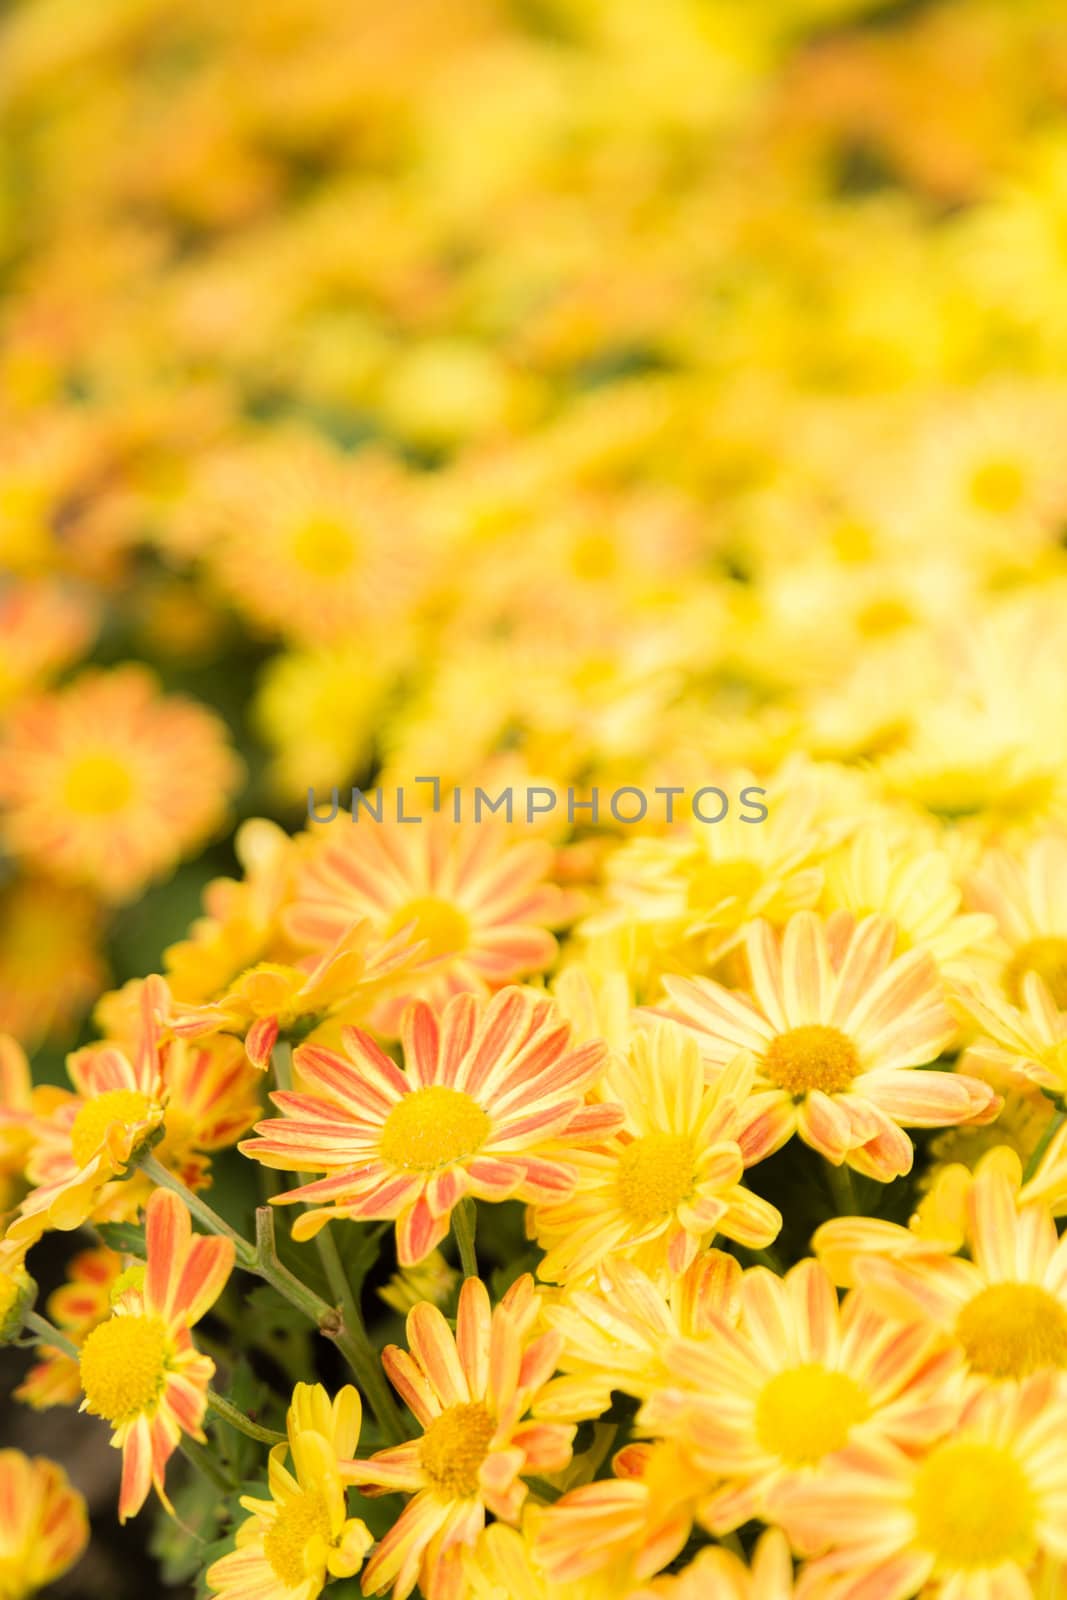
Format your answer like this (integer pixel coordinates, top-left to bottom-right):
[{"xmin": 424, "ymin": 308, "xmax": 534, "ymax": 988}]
[{"xmin": 4, "ymin": 1, "xmax": 1067, "ymax": 1597}]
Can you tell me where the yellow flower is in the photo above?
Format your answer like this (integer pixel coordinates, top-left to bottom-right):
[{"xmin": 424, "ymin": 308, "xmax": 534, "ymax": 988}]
[
  {"xmin": 206, "ymin": 1383, "xmax": 372, "ymax": 1600},
  {"xmin": 533, "ymin": 1025, "xmax": 781, "ymax": 1283},
  {"xmin": 0, "ymin": 1450, "xmax": 88, "ymax": 1600}
]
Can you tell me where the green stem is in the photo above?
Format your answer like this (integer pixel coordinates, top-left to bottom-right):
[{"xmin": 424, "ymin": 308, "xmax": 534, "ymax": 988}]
[
  {"xmin": 24, "ymin": 1311, "xmax": 79, "ymax": 1360},
  {"xmin": 825, "ymin": 1159, "xmax": 858, "ymax": 1216},
  {"xmin": 208, "ymin": 1389, "xmax": 286, "ymax": 1446},
  {"xmin": 1024, "ymin": 1108, "xmax": 1067, "ymax": 1185},
  {"xmin": 139, "ymin": 1154, "xmax": 257, "ymax": 1270},
  {"xmin": 453, "ymin": 1198, "xmax": 479, "ymax": 1279},
  {"xmin": 315, "ymin": 1223, "xmax": 406, "ymax": 1444},
  {"xmin": 179, "ymin": 1435, "xmax": 235, "ymax": 1493}
]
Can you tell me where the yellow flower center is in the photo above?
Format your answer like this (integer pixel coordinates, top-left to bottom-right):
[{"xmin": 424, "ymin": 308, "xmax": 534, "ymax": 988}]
[
  {"xmin": 912, "ymin": 1440, "xmax": 1036, "ymax": 1569},
  {"xmin": 79, "ymin": 1314, "xmax": 170, "ymax": 1425},
  {"xmin": 61, "ymin": 752, "xmax": 136, "ymax": 815},
  {"xmin": 956, "ymin": 1283, "xmax": 1067, "ymax": 1379},
  {"xmin": 755, "ymin": 1364, "xmax": 870, "ymax": 1465},
  {"xmin": 419, "ymin": 1401, "xmax": 495, "ymax": 1500},
  {"xmin": 70, "ymin": 1089, "xmax": 154, "ymax": 1169},
  {"xmin": 762, "ymin": 1024, "xmax": 859, "ymax": 1096},
  {"xmin": 1005, "ymin": 936, "xmax": 1067, "ymax": 1011},
  {"xmin": 263, "ymin": 1489, "xmax": 332, "ymax": 1587},
  {"xmin": 968, "ymin": 457, "xmax": 1026, "ymax": 515},
  {"xmin": 385, "ymin": 896, "xmax": 470, "ymax": 961},
  {"xmin": 290, "ymin": 513, "xmax": 359, "ymax": 576},
  {"xmin": 379, "ymin": 1087, "xmax": 491, "ymax": 1172},
  {"xmin": 616, "ymin": 1133, "xmax": 697, "ymax": 1226}
]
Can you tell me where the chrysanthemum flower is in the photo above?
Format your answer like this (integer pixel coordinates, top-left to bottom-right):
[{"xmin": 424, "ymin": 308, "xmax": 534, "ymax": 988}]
[
  {"xmin": 0, "ymin": 1450, "xmax": 89, "ymax": 1597},
  {"xmin": 537, "ymin": 1253, "xmax": 741, "ymax": 1421},
  {"xmin": 628, "ymin": 1530, "xmax": 795, "ymax": 1600},
  {"xmin": 966, "ymin": 834, "xmax": 1067, "ymax": 1008},
  {"xmin": 0, "ymin": 665, "xmax": 242, "ymax": 901},
  {"xmin": 193, "ymin": 431, "xmax": 425, "ymax": 646},
  {"xmin": 16, "ymin": 1246, "xmax": 122, "ymax": 1409},
  {"xmin": 241, "ymin": 987, "xmax": 618, "ymax": 1264},
  {"xmin": 284, "ymin": 818, "xmax": 573, "ymax": 1033},
  {"xmin": 0, "ymin": 1033, "xmax": 54, "ymax": 1215},
  {"xmin": 955, "ymin": 967, "xmax": 1067, "ymax": 1101},
  {"xmin": 854, "ymin": 1160, "xmax": 1067, "ymax": 1386},
  {"xmin": 774, "ymin": 1375, "xmax": 1067, "ymax": 1600},
  {"xmin": 532, "ymin": 1026, "xmax": 781, "ymax": 1282},
  {"xmin": 640, "ymin": 1259, "xmax": 962, "ymax": 1533},
  {"xmin": 167, "ymin": 918, "xmax": 425, "ymax": 1070},
  {"xmin": 532, "ymin": 1439, "xmax": 697, "ymax": 1588},
  {"xmin": 7, "ymin": 983, "xmax": 168, "ymax": 1246},
  {"xmin": 77, "ymin": 1186, "xmax": 234, "ymax": 1522},
  {"xmin": 0, "ymin": 578, "xmax": 95, "ymax": 710},
  {"xmin": 465, "ymin": 1521, "xmax": 620, "ymax": 1600},
  {"xmin": 663, "ymin": 912, "xmax": 994, "ymax": 1179},
  {"xmin": 206, "ymin": 1382, "xmax": 372, "ymax": 1600},
  {"xmin": 0, "ymin": 878, "xmax": 108, "ymax": 1046},
  {"xmin": 344, "ymin": 1275, "xmax": 575, "ymax": 1600}
]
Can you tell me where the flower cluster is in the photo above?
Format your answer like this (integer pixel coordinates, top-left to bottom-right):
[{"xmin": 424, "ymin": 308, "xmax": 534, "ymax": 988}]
[{"xmin": 5, "ymin": 0, "xmax": 1067, "ymax": 1598}]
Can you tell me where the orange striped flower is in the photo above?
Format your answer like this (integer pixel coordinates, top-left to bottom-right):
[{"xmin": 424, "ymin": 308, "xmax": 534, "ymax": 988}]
[
  {"xmin": 77, "ymin": 1186, "xmax": 234, "ymax": 1522},
  {"xmin": 664, "ymin": 912, "xmax": 995, "ymax": 1180},
  {"xmin": 853, "ymin": 1160, "xmax": 1067, "ymax": 1386},
  {"xmin": 640, "ymin": 1259, "xmax": 962, "ymax": 1534},
  {"xmin": 774, "ymin": 1376, "xmax": 1067, "ymax": 1600},
  {"xmin": 241, "ymin": 987, "xmax": 619, "ymax": 1264},
  {"xmin": 0, "ymin": 1450, "xmax": 89, "ymax": 1597},
  {"xmin": 0, "ymin": 665, "xmax": 242, "ymax": 902},
  {"xmin": 344, "ymin": 1275, "xmax": 574, "ymax": 1600},
  {"xmin": 284, "ymin": 818, "xmax": 572, "ymax": 1033},
  {"xmin": 628, "ymin": 1530, "xmax": 796, "ymax": 1600}
]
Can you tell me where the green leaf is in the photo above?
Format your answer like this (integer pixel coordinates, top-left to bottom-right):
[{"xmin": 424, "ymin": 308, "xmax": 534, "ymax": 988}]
[{"xmin": 95, "ymin": 1221, "xmax": 148, "ymax": 1257}]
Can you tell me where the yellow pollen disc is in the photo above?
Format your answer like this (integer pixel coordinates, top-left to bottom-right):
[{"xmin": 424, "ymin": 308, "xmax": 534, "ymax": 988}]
[
  {"xmin": 419, "ymin": 1401, "xmax": 495, "ymax": 1500},
  {"xmin": 912, "ymin": 1440, "xmax": 1036, "ymax": 1569},
  {"xmin": 79, "ymin": 1314, "xmax": 170, "ymax": 1425},
  {"xmin": 616, "ymin": 1133, "xmax": 697, "ymax": 1226},
  {"xmin": 755, "ymin": 1364, "xmax": 869, "ymax": 1465},
  {"xmin": 1005, "ymin": 936, "xmax": 1067, "ymax": 1011},
  {"xmin": 956, "ymin": 1283, "xmax": 1067, "ymax": 1379},
  {"xmin": 290, "ymin": 514, "xmax": 359, "ymax": 576},
  {"xmin": 70, "ymin": 1089, "xmax": 153, "ymax": 1169},
  {"xmin": 762, "ymin": 1024, "xmax": 859, "ymax": 1097},
  {"xmin": 263, "ymin": 1489, "xmax": 332, "ymax": 1587},
  {"xmin": 62, "ymin": 752, "xmax": 136, "ymax": 815},
  {"xmin": 385, "ymin": 895, "xmax": 470, "ymax": 961},
  {"xmin": 968, "ymin": 457, "xmax": 1026, "ymax": 515},
  {"xmin": 380, "ymin": 1086, "xmax": 491, "ymax": 1172}
]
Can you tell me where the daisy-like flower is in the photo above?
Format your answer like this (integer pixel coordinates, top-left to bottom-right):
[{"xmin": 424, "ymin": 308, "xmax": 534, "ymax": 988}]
[
  {"xmin": 241, "ymin": 987, "xmax": 619, "ymax": 1264},
  {"xmin": 532, "ymin": 1025, "xmax": 781, "ymax": 1282},
  {"xmin": 0, "ymin": 665, "xmax": 242, "ymax": 901},
  {"xmin": 344, "ymin": 1274, "xmax": 575, "ymax": 1600},
  {"xmin": 640, "ymin": 1259, "xmax": 963, "ymax": 1534},
  {"xmin": 7, "ymin": 980, "xmax": 168, "ymax": 1246},
  {"xmin": 0, "ymin": 878, "xmax": 108, "ymax": 1046},
  {"xmin": 663, "ymin": 912, "xmax": 995, "ymax": 1180},
  {"xmin": 0, "ymin": 578, "xmax": 95, "ymax": 711},
  {"xmin": 854, "ymin": 1159, "xmax": 1067, "ymax": 1386},
  {"xmin": 0, "ymin": 1450, "xmax": 88, "ymax": 1598},
  {"xmin": 284, "ymin": 817, "xmax": 573, "ymax": 1033},
  {"xmin": 774, "ymin": 1375, "xmax": 1067, "ymax": 1600},
  {"xmin": 465, "ymin": 1521, "xmax": 621, "ymax": 1600},
  {"xmin": 166, "ymin": 918, "xmax": 426, "ymax": 1070},
  {"xmin": 16, "ymin": 1246, "xmax": 122, "ymax": 1408},
  {"xmin": 954, "ymin": 969, "xmax": 1067, "ymax": 1101},
  {"xmin": 206, "ymin": 1382, "xmax": 372, "ymax": 1600},
  {"xmin": 532, "ymin": 1439, "xmax": 698, "ymax": 1589},
  {"xmin": 77, "ymin": 1186, "xmax": 234, "ymax": 1522},
  {"xmin": 537, "ymin": 1253, "xmax": 742, "ymax": 1421},
  {"xmin": 0, "ymin": 1033, "xmax": 54, "ymax": 1216},
  {"xmin": 194, "ymin": 430, "xmax": 424, "ymax": 646},
  {"xmin": 628, "ymin": 1530, "xmax": 795, "ymax": 1600},
  {"xmin": 966, "ymin": 834, "xmax": 1067, "ymax": 1008}
]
